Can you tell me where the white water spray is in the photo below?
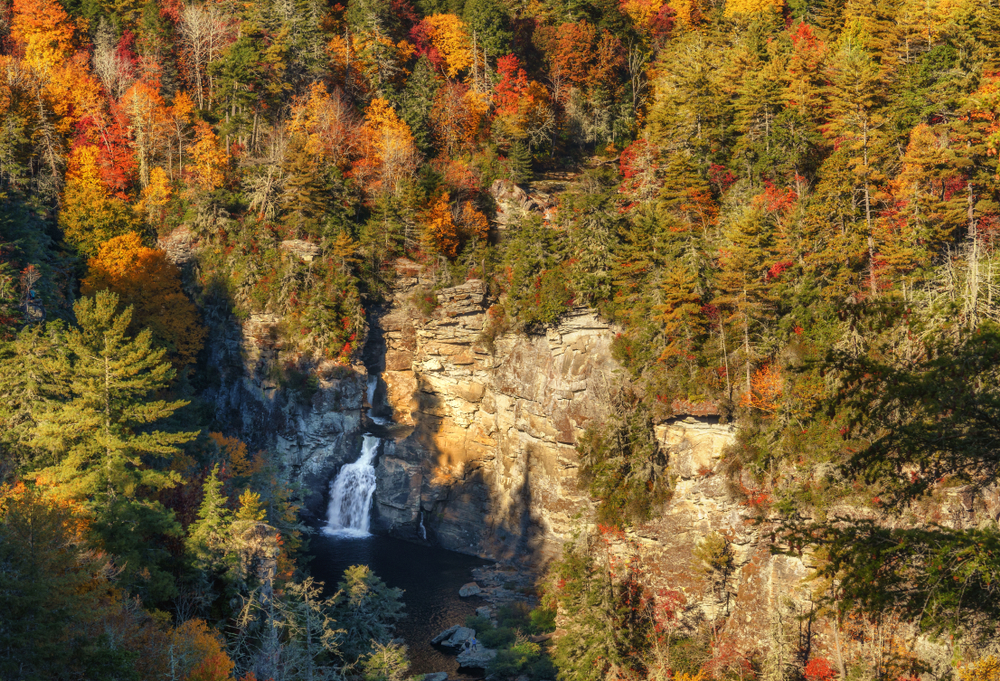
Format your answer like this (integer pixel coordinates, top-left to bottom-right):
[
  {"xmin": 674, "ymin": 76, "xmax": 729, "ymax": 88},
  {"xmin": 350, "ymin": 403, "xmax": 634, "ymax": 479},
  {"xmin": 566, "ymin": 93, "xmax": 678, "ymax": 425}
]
[
  {"xmin": 366, "ymin": 375, "xmax": 377, "ymax": 406},
  {"xmin": 323, "ymin": 435, "xmax": 380, "ymax": 537},
  {"xmin": 419, "ymin": 511, "xmax": 427, "ymax": 540}
]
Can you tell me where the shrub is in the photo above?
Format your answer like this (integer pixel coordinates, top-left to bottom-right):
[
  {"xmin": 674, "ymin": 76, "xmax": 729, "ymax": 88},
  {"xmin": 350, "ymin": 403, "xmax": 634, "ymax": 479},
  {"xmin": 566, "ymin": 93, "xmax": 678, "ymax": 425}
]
[
  {"xmin": 529, "ymin": 607, "xmax": 556, "ymax": 634},
  {"xmin": 488, "ymin": 636, "xmax": 556, "ymax": 681}
]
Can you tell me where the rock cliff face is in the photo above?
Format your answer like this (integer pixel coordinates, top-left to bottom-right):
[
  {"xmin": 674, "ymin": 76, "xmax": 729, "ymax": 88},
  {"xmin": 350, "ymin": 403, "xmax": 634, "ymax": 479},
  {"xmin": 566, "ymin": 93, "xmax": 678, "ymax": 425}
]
[
  {"xmin": 365, "ymin": 259, "xmax": 821, "ymax": 653},
  {"xmin": 371, "ymin": 259, "xmax": 618, "ymax": 561},
  {"xmin": 161, "ymin": 225, "xmax": 369, "ymax": 516},
  {"xmin": 199, "ymin": 307, "xmax": 368, "ymax": 516}
]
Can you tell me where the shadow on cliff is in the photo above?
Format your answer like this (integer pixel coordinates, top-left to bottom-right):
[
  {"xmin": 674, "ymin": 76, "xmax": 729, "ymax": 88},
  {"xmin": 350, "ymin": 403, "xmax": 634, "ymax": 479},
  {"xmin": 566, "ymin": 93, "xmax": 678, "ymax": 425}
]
[{"xmin": 398, "ymin": 376, "xmax": 547, "ymax": 566}]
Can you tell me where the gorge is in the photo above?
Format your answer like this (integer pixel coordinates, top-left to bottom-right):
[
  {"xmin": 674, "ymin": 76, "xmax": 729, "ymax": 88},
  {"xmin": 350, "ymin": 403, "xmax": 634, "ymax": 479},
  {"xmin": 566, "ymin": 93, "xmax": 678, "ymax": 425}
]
[{"xmin": 209, "ymin": 253, "xmax": 817, "ymax": 663}]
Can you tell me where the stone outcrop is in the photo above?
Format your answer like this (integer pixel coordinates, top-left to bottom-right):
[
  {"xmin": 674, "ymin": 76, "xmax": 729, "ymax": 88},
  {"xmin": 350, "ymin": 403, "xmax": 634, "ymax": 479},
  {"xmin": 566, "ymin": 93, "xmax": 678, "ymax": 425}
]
[
  {"xmin": 373, "ymin": 260, "xmax": 618, "ymax": 562},
  {"xmin": 280, "ymin": 239, "xmax": 321, "ymax": 263},
  {"xmin": 432, "ymin": 626, "xmax": 476, "ymax": 649},
  {"xmin": 455, "ymin": 647, "xmax": 496, "ymax": 669},
  {"xmin": 488, "ymin": 180, "xmax": 560, "ymax": 228},
  {"xmin": 458, "ymin": 582, "xmax": 481, "ymax": 597}
]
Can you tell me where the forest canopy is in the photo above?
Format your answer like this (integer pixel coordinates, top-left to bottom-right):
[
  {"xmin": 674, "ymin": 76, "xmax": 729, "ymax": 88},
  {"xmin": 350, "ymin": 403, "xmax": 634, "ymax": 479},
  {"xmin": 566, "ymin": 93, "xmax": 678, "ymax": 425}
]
[{"xmin": 1, "ymin": 0, "xmax": 1000, "ymax": 678}]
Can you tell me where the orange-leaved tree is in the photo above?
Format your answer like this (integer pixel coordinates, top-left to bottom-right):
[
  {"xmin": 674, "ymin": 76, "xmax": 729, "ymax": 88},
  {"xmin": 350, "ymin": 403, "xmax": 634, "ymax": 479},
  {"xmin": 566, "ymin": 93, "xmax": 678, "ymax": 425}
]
[
  {"xmin": 430, "ymin": 82, "xmax": 486, "ymax": 156},
  {"xmin": 170, "ymin": 619, "xmax": 235, "ymax": 681},
  {"xmin": 423, "ymin": 192, "xmax": 460, "ymax": 258},
  {"xmin": 81, "ymin": 232, "xmax": 206, "ymax": 367}
]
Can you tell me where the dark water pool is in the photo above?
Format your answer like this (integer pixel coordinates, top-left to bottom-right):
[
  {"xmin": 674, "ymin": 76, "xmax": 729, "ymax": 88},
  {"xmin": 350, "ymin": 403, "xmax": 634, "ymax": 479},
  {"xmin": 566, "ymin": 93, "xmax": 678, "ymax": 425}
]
[{"xmin": 308, "ymin": 532, "xmax": 492, "ymax": 678}]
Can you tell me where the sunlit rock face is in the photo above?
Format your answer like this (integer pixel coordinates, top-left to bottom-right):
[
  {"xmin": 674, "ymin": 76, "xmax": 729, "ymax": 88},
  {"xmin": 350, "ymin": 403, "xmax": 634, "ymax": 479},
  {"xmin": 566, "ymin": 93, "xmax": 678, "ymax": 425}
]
[{"xmin": 373, "ymin": 259, "xmax": 617, "ymax": 563}]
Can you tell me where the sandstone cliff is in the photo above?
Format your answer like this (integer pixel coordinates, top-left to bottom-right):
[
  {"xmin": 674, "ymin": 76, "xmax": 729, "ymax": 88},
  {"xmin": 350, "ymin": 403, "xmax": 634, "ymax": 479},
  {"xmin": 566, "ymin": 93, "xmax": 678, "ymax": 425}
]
[
  {"xmin": 372, "ymin": 259, "xmax": 616, "ymax": 560},
  {"xmin": 365, "ymin": 260, "xmax": 827, "ymax": 656}
]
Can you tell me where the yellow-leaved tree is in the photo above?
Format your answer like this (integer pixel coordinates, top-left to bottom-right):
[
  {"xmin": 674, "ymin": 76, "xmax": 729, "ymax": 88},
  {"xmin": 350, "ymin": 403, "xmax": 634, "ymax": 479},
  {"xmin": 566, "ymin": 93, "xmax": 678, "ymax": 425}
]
[
  {"xmin": 724, "ymin": 0, "xmax": 783, "ymax": 16},
  {"xmin": 357, "ymin": 97, "xmax": 419, "ymax": 196},
  {"xmin": 81, "ymin": 232, "xmax": 206, "ymax": 368},
  {"xmin": 188, "ymin": 121, "xmax": 227, "ymax": 192},
  {"xmin": 135, "ymin": 166, "xmax": 172, "ymax": 233},
  {"xmin": 424, "ymin": 14, "xmax": 474, "ymax": 78},
  {"xmin": 59, "ymin": 144, "xmax": 140, "ymax": 256}
]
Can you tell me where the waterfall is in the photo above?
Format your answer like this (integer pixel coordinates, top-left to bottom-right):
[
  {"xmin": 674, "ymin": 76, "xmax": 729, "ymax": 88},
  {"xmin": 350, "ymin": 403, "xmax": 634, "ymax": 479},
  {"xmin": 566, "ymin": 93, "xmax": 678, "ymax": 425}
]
[
  {"xmin": 366, "ymin": 375, "xmax": 377, "ymax": 406},
  {"xmin": 323, "ymin": 434, "xmax": 381, "ymax": 537},
  {"xmin": 419, "ymin": 511, "xmax": 427, "ymax": 540}
]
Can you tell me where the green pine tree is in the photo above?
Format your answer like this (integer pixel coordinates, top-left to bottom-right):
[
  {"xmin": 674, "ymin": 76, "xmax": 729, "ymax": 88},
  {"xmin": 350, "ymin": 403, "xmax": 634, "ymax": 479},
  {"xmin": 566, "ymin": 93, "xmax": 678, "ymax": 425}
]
[
  {"xmin": 13, "ymin": 291, "xmax": 197, "ymax": 603},
  {"xmin": 333, "ymin": 565, "xmax": 406, "ymax": 663},
  {"xmin": 462, "ymin": 0, "xmax": 513, "ymax": 59},
  {"xmin": 507, "ymin": 140, "xmax": 533, "ymax": 183},
  {"xmin": 281, "ymin": 135, "xmax": 330, "ymax": 239},
  {"xmin": 29, "ymin": 291, "xmax": 196, "ymax": 505},
  {"xmin": 186, "ymin": 464, "xmax": 232, "ymax": 572},
  {"xmin": 399, "ymin": 57, "xmax": 441, "ymax": 155}
]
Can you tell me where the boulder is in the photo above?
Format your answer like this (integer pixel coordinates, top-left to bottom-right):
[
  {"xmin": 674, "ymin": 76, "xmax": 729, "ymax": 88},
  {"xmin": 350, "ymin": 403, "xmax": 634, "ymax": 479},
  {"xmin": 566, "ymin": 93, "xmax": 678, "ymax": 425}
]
[
  {"xmin": 432, "ymin": 625, "xmax": 475, "ymax": 649},
  {"xmin": 475, "ymin": 606, "xmax": 492, "ymax": 619},
  {"xmin": 431, "ymin": 625, "xmax": 459, "ymax": 644},
  {"xmin": 422, "ymin": 673, "xmax": 448, "ymax": 681},
  {"xmin": 459, "ymin": 582, "xmax": 482, "ymax": 597},
  {"xmin": 280, "ymin": 239, "xmax": 321, "ymax": 262},
  {"xmin": 456, "ymin": 646, "xmax": 497, "ymax": 668}
]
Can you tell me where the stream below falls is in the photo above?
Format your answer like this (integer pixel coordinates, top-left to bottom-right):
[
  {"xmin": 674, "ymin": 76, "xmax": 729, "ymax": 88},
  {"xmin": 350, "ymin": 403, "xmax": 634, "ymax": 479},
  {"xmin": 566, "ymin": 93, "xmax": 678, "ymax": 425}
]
[
  {"xmin": 310, "ymin": 377, "xmax": 492, "ymax": 679},
  {"xmin": 308, "ymin": 532, "xmax": 491, "ymax": 679}
]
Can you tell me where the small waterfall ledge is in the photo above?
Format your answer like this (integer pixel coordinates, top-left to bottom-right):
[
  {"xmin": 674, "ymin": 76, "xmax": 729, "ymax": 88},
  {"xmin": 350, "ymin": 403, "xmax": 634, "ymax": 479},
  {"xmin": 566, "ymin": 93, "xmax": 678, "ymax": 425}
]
[{"xmin": 323, "ymin": 434, "xmax": 381, "ymax": 537}]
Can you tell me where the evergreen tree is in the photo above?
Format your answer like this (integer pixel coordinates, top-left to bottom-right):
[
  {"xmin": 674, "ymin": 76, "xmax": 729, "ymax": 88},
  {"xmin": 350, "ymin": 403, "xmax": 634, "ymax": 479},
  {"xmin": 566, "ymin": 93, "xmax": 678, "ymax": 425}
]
[
  {"xmin": 29, "ymin": 291, "xmax": 196, "ymax": 505},
  {"xmin": 399, "ymin": 57, "xmax": 441, "ymax": 155},
  {"xmin": 332, "ymin": 565, "xmax": 406, "ymax": 662},
  {"xmin": 462, "ymin": 0, "xmax": 513, "ymax": 58},
  {"xmin": 712, "ymin": 206, "xmax": 775, "ymax": 398},
  {"xmin": 186, "ymin": 464, "xmax": 233, "ymax": 572},
  {"xmin": 17, "ymin": 291, "xmax": 197, "ymax": 602},
  {"xmin": 819, "ymin": 39, "xmax": 891, "ymax": 296},
  {"xmin": 0, "ymin": 483, "xmax": 119, "ymax": 680},
  {"xmin": 281, "ymin": 135, "xmax": 330, "ymax": 238},
  {"xmin": 507, "ymin": 140, "xmax": 533, "ymax": 183}
]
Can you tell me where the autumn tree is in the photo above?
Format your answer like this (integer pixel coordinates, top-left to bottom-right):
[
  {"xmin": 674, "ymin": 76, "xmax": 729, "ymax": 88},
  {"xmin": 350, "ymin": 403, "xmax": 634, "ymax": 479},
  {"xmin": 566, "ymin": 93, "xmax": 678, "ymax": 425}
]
[
  {"xmin": 423, "ymin": 192, "xmax": 460, "ymax": 257},
  {"xmin": 356, "ymin": 97, "xmax": 419, "ymax": 196},
  {"xmin": 421, "ymin": 14, "xmax": 473, "ymax": 78},
  {"xmin": 188, "ymin": 120, "xmax": 228, "ymax": 192},
  {"xmin": 59, "ymin": 144, "xmax": 140, "ymax": 257},
  {"xmin": 81, "ymin": 232, "xmax": 206, "ymax": 368},
  {"xmin": 430, "ymin": 82, "xmax": 485, "ymax": 156}
]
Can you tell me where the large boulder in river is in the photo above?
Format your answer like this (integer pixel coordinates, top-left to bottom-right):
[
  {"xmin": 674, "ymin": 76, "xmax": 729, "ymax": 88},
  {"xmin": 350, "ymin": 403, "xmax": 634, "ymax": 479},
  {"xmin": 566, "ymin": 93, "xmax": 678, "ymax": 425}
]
[
  {"xmin": 456, "ymin": 646, "xmax": 497, "ymax": 669},
  {"xmin": 431, "ymin": 625, "xmax": 475, "ymax": 649},
  {"xmin": 459, "ymin": 582, "xmax": 481, "ymax": 597}
]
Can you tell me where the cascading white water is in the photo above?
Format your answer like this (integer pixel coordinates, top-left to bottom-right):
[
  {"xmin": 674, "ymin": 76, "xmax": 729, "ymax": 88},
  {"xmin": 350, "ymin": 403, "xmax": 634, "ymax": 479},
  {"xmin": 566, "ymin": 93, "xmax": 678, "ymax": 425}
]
[
  {"xmin": 419, "ymin": 511, "xmax": 427, "ymax": 540},
  {"xmin": 366, "ymin": 375, "xmax": 377, "ymax": 406},
  {"xmin": 323, "ymin": 434, "xmax": 381, "ymax": 537}
]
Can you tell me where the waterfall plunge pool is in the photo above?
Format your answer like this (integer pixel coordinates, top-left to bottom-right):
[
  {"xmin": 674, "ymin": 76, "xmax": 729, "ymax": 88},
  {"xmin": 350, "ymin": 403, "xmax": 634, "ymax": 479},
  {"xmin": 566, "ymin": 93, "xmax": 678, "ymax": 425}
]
[
  {"xmin": 311, "ymin": 426, "xmax": 492, "ymax": 678},
  {"xmin": 308, "ymin": 531, "xmax": 492, "ymax": 679}
]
